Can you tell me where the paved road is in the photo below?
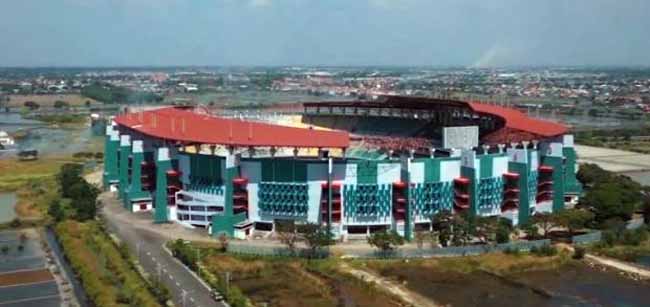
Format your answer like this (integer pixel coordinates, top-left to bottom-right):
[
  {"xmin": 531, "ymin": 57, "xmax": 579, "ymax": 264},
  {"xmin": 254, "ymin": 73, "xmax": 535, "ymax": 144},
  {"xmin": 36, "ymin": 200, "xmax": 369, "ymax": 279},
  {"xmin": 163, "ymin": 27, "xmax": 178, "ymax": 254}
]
[{"xmin": 100, "ymin": 193, "xmax": 225, "ymax": 307}]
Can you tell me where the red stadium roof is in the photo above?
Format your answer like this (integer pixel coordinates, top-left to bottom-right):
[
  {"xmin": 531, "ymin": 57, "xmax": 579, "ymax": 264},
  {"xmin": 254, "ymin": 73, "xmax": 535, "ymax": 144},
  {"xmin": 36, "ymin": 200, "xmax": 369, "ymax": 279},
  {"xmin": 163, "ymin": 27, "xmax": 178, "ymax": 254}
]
[
  {"xmin": 114, "ymin": 107, "xmax": 349, "ymax": 148},
  {"xmin": 467, "ymin": 102, "xmax": 567, "ymax": 137}
]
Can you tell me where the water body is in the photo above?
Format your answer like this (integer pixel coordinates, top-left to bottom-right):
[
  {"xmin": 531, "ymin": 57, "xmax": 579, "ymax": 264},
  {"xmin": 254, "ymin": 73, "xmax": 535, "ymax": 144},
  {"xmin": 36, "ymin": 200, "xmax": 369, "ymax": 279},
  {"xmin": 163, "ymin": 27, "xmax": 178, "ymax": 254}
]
[
  {"xmin": 0, "ymin": 113, "xmax": 101, "ymax": 157},
  {"xmin": 0, "ymin": 192, "xmax": 17, "ymax": 223},
  {"xmin": 513, "ymin": 263, "xmax": 650, "ymax": 307},
  {"xmin": 635, "ymin": 255, "xmax": 650, "ymax": 269}
]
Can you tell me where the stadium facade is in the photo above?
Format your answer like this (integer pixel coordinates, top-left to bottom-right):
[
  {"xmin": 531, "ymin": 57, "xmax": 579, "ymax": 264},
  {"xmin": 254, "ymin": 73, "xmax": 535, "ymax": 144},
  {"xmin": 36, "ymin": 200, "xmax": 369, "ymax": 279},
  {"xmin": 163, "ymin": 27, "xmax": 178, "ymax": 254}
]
[{"xmin": 103, "ymin": 96, "xmax": 581, "ymax": 240}]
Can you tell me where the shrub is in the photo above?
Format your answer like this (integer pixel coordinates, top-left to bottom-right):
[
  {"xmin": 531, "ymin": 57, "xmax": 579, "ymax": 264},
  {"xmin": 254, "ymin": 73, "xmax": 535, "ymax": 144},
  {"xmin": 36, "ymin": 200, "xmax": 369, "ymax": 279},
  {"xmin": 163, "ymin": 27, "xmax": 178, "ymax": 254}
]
[
  {"xmin": 503, "ymin": 247, "xmax": 521, "ymax": 256},
  {"xmin": 496, "ymin": 223, "xmax": 511, "ymax": 243},
  {"xmin": 10, "ymin": 218, "xmax": 21, "ymax": 228},
  {"xmin": 367, "ymin": 230, "xmax": 404, "ymax": 253},
  {"xmin": 531, "ymin": 244, "xmax": 557, "ymax": 257},
  {"xmin": 573, "ymin": 246, "xmax": 586, "ymax": 259}
]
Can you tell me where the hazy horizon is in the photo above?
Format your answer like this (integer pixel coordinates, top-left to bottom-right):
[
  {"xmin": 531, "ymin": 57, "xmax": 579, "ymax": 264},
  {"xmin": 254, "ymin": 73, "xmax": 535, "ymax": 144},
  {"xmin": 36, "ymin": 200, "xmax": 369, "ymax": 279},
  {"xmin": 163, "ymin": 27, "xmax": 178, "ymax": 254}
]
[{"xmin": 1, "ymin": 0, "xmax": 649, "ymax": 67}]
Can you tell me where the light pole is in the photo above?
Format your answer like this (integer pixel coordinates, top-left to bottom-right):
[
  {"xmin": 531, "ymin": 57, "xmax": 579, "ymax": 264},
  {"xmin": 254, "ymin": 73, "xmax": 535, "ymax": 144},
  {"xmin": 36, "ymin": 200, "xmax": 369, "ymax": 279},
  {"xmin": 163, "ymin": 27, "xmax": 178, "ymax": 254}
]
[
  {"xmin": 136, "ymin": 242, "xmax": 141, "ymax": 260},
  {"xmin": 327, "ymin": 157, "xmax": 332, "ymax": 237}
]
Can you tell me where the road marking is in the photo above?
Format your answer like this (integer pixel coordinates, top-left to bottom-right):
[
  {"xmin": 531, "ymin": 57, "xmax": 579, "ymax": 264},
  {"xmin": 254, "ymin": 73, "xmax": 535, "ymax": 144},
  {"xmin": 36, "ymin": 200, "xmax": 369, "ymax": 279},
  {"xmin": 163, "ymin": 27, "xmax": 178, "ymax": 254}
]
[
  {"xmin": 0, "ymin": 268, "xmax": 50, "ymax": 276},
  {"xmin": 0, "ymin": 294, "xmax": 59, "ymax": 305},
  {"xmin": 0, "ymin": 280, "xmax": 54, "ymax": 289}
]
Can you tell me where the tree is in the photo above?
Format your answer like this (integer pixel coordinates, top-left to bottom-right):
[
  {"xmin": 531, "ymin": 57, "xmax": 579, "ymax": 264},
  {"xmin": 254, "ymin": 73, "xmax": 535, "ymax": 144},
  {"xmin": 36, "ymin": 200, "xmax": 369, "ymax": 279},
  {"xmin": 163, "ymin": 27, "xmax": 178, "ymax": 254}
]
[
  {"xmin": 58, "ymin": 163, "xmax": 84, "ymax": 198},
  {"xmin": 367, "ymin": 230, "xmax": 404, "ymax": 253},
  {"xmin": 275, "ymin": 220, "xmax": 300, "ymax": 254},
  {"xmin": 431, "ymin": 210, "xmax": 453, "ymax": 247},
  {"xmin": 450, "ymin": 214, "xmax": 471, "ymax": 246},
  {"xmin": 54, "ymin": 100, "xmax": 69, "ymax": 109},
  {"xmin": 48, "ymin": 199, "xmax": 65, "ymax": 222},
  {"xmin": 576, "ymin": 163, "xmax": 611, "ymax": 187},
  {"xmin": 24, "ymin": 101, "xmax": 39, "ymax": 110},
  {"xmin": 1, "ymin": 245, "xmax": 8, "ymax": 255},
  {"xmin": 531, "ymin": 212, "xmax": 558, "ymax": 238},
  {"xmin": 496, "ymin": 219, "xmax": 512, "ymax": 243},
  {"xmin": 474, "ymin": 216, "xmax": 498, "ymax": 243},
  {"xmin": 301, "ymin": 223, "xmax": 334, "ymax": 257},
  {"xmin": 556, "ymin": 209, "xmax": 594, "ymax": 237},
  {"xmin": 218, "ymin": 233, "xmax": 229, "ymax": 252},
  {"xmin": 580, "ymin": 182, "xmax": 637, "ymax": 223},
  {"xmin": 521, "ymin": 222, "xmax": 539, "ymax": 240},
  {"xmin": 414, "ymin": 231, "xmax": 428, "ymax": 249},
  {"xmin": 75, "ymin": 198, "xmax": 97, "ymax": 221}
]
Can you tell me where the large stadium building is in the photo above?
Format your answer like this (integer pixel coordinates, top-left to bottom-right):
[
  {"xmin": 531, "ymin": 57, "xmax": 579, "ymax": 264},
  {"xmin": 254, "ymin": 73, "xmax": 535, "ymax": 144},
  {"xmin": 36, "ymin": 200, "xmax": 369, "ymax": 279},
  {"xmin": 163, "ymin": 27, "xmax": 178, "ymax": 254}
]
[{"xmin": 103, "ymin": 96, "xmax": 581, "ymax": 240}]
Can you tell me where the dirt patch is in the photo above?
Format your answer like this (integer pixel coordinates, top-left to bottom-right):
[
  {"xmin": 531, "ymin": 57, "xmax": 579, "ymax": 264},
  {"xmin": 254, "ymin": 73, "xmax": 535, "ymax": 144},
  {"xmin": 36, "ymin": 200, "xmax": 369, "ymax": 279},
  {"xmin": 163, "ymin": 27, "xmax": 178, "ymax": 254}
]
[{"xmin": 0, "ymin": 269, "xmax": 53, "ymax": 286}]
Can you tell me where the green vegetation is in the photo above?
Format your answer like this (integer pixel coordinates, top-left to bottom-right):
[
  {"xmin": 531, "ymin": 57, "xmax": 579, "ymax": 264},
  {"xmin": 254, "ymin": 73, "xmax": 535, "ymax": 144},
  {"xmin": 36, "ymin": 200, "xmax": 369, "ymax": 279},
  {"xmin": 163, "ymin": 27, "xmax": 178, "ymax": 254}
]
[
  {"xmin": 54, "ymin": 163, "xmax": 99, "ymax": 221},
  {"xmin": 56, "ymin": 221, "xmax": 164, "ymax": 307},
  {"xmin": 28, "ymin": 114, "xmax": 86, "ymax": 125},
  {"xmin": 53, "ymin": 100, "xmax": 69, "ymax": 109},
  {"xmin": 275, "ymin": 221, "xmax": 333, "ymax": 258},
  {"xmin": 573, "ymin": 246, "xmax": 586, "ymax": 259},
  {"xmin": 47, "ymin": 163, "xmax": 167, "ymax": 306},
  {"xmin": 361, "ymin": 250, "xmax": 572, "ymax": 277},
  {"xmin": 575, "ymin": 127, "xmax": 650, "ymax": 153},
  {"xmin": 168, "ymin": 240, "xmax": 403, "ymax": 307},
  {"xmin": 577, "ymin": 163, "xmax": 641, "ymax": 225},
  {"xmin": 72, "ymin": 151, "xmax": 103, "ymax": 160},
  {"xmin": 24, "ymin": 100, "xmax": 39, "ymax": 110},
  {"xmin": 591, "ymin": 226, "xmax": 650, "ymax": 261},
  {"xmin": 430, "ymin": 210, "xmax": 512, "ymax": 246},
  {"xmin": 367, "ymin": 230, "xmax": 405, "ymax": 253},
  {"xmin": 81, "ymin": 82, "xmax": 162, "ymax": 104},
  {"xmin": 529, "ymin": 244, "xmax": 558, "ymax": 257}
]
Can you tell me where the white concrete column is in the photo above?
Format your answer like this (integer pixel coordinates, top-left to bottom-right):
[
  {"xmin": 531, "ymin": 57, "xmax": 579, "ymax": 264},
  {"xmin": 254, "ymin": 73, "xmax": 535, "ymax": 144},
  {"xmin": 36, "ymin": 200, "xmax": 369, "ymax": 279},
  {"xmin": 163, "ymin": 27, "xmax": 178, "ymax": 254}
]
[
  {"xmin": 497, "ymin": 144, "xmax": 505, "ymax": 154},
  {"xmin": 482, "ymin": 144, "xmax": 490, "ymax": 155}
]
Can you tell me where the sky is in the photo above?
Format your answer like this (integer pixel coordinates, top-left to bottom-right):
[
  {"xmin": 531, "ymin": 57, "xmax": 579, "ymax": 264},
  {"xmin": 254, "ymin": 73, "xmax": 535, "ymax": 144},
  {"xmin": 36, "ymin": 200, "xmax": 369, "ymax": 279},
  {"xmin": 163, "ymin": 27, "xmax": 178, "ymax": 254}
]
[{"xmin": 0, "ymin": 0, "xmax": 649, "ymax": 67}]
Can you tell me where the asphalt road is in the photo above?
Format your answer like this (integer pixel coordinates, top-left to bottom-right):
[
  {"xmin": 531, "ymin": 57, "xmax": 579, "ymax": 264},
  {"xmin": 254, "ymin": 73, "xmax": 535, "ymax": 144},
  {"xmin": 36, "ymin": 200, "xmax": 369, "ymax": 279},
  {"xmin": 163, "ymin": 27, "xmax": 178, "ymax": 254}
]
[{"xmin": 100, "ymin": 195, "xmax": 226, "ymax": 307}]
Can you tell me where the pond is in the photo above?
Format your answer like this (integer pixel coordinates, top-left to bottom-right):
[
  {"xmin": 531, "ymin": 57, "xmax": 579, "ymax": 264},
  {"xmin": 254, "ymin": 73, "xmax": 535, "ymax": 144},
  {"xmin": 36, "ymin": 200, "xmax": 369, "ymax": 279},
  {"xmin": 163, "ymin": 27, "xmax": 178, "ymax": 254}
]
[
  {"xmin": 635, "ymin": 255, "xmax": 650, "ymax": 269},
  {"xmin": 0, "ymin": 113, "xmax": 102, "ymax": 158},
  {"xmin": 0, "ymin": 192, "xmax": 17, "ymax": 224}
]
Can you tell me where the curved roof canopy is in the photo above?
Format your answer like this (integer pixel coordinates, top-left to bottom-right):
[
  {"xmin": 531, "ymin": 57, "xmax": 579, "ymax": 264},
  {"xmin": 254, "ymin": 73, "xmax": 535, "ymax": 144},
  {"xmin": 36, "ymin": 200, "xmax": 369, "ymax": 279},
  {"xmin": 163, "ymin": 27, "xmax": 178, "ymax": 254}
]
[
  {"xmin": 114, "ymin": 107, "xmax": 349, "ymax": 148},
  {"xmin": 303, "ymin": 96, "xmax": 567, "ymax": 143},
  {"xmin": 467, "ymin": 102, "xmax": 567, "ymax": 138}
]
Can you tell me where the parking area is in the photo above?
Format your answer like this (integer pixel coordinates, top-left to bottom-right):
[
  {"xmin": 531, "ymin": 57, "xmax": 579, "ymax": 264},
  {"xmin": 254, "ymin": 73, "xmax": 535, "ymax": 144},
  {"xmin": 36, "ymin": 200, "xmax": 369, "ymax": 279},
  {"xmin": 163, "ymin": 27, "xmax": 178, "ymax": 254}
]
[{"xmin": 0, "ymin": 229, "xmax": 62, "ymax": 307}]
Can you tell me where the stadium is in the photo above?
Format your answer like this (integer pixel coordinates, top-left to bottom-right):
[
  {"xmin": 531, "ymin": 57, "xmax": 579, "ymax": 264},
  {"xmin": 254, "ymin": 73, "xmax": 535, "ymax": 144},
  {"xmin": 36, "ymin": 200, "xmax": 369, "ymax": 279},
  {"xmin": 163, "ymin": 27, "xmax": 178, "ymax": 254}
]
[{"xmin": 102, "ymin": 96, "xmax": 581, "ymax": 240}]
